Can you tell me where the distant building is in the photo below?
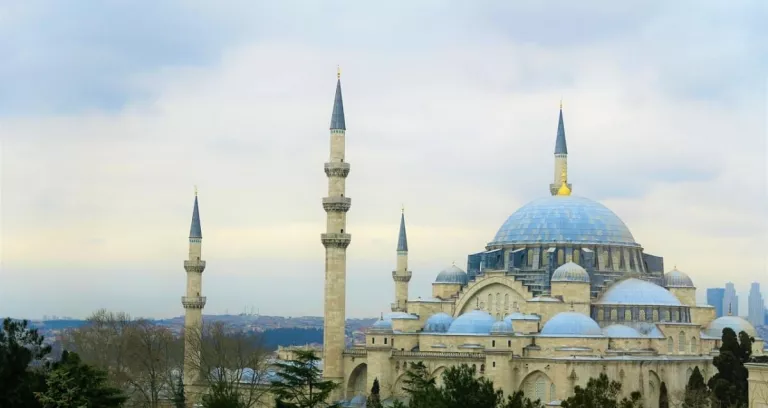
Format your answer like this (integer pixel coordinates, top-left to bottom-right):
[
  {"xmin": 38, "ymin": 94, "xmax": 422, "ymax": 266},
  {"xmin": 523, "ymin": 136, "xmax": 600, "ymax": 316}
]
[
  {"xmin": 749, "ymin": 282, "xmax": 765, "ymax": 327},
  {"xmin": 707, "ymin": 288, "xmax": 725, "ymax": 317},
  {"xmin": 724, "ymin": 282, "xmax": 739, "ymax": 316}
]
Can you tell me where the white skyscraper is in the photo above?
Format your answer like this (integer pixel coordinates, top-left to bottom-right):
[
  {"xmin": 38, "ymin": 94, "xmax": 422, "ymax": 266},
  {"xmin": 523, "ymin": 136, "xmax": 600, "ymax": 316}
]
[
  {"xmin": 723, "ymin": 282, "xmax": 739, "ymax": 316},
  {"xmin": 748, "ymin": 282, "xmax": 764, "ymax": 327}
]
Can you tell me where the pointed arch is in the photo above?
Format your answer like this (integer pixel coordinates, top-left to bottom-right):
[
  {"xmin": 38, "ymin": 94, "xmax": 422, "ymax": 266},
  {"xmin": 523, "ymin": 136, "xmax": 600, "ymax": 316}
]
[
  {"xmin": 520, "ymin": 370, "xmax": 552, "ymax": 403},
  {"xmin": 346, "ymin": 363, "xmax": 368, "ymax": 399}
]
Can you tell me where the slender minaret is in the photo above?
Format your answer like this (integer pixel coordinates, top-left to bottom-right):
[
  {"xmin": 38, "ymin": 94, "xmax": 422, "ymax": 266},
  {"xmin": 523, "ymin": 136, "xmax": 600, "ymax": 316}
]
[
  {"xmin": 391, "ymin": 208, "xmax": 412, "ymax": 312},
  {"xmin": 549, "ymin": 101, "xmax": 572, "ymax": 196},
  {"xmin": 321, "ymin": 68, "xmax": 351, "ymax": 393},
  {"xmin": 182, "ymin": 189, "xmax": 206, "ymax": 389}
]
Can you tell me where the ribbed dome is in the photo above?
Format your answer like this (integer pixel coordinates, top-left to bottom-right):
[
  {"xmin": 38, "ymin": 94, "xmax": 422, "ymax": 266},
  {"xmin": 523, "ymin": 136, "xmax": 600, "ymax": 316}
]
[
  {"xmin": 368, "ymin": 319, "xmax": 393, "ymax": 333},
  {"xmin": 490, "ymin": 195, "xmax": 638, "ymax": 247},
  {"xmin": 551, "ymin": 262, "xmax": 590, "ymax": 283},
  {"xmin": 704, "ymin": 315, "xmax": 757, "ymax": 338},
  {"xmin": 447, "ymin": 310, "xmax": 495, "ymax": 334},
  {"xmin": 596, "ymin": 278, "xmax": 682, "ymax": 306},
  {"xmin": 490, "ymin": 320, "xmax": 515, "ymax": 335},
  {"xmin": 435, "ymin": 265, "xmax": 469, "ymax": 285},
  {"xmin": 664, "ymin": 269, "xmax": 694, "ymax": 288},
  {"xmin": 602, "ymin": 324, "xmax": 644, "ymax": 338},
  {"xmin": 503, "ymin": 312, "xmax": 540, "ymax": 322},
  {"xmin": 424, "ymin": 313, "xmax": 454, "ymax": 333},
  {"xmin": 540, "ymin": 312, "xmax": 602, "ymax": 337}
]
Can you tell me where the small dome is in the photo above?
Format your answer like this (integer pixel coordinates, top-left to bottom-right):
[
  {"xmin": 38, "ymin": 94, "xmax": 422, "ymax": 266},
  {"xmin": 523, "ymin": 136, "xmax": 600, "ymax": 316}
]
[
  {"xmin": 447, "ymin": 309, "xmax": 495, "ymax": 334},
  {"xmin": 664, "ymin": 269, "xmax": 694, "ymax": 288},
  {"xmin": 704, "ymin": 315, "xmax": 757, "ymax": 338},
  {"xmin": 596, "ymin": 278, "xmax": 682, "ymax": 306},
  {"xmin": 602, "ymin": 324, "xmax": 644, "ymax": 338},
  {"xmin": 490, "ymin": 320, "xmax": 515, "ymax": 335},
  {"xmin": 540, "ymin": 312, "xmax": 602, "ymax": 337},
  {"xmin": 503, "ymin": 312, "xmax": 540, "ymax": 322},
  {"xmin": 349, "ymin": 394, "xmax": 366, "ymax": 406},
  {"xmin": 424, "ymin": 313, "xmax": 454, "ymax": 333},
  {"xmin": 435, "ymin": 265, "xmax": 469, "ymax": 285},
  {"xmin": 369, "ymin": 319, "xmax": 393, "ymax": 333},
  {"xmin": 552, "ymin": 262, "xmax": 590, "ymax": 283}
]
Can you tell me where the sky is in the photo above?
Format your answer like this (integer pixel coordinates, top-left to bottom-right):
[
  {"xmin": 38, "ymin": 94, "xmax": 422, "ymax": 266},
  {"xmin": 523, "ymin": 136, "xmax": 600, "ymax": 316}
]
[{"xmin": 1, "ymin": 0, "xmax": 767, "ymax": 320}]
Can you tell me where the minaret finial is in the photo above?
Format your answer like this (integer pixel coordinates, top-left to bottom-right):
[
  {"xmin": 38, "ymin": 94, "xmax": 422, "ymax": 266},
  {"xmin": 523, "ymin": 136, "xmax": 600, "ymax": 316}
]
[
  {"xmin": 194, "ymin": 185, "xmax": 198, "ymax": 197},
  {"xmin": 560, "ymin": 98, "xmax": 563, "ymax": 110},
  {"xmin": 337, "ymin": 65, "xmax": 341, "ymax": 80},
  {"xmin": 557, "ymin": 167, "xmax": 571, "ymax": 196}
]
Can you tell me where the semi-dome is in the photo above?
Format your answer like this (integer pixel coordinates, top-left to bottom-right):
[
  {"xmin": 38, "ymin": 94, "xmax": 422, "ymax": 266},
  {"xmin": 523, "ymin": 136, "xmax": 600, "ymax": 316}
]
[
  {"xmin": 490, "ymin": 320, "xmax": 515, "ymax": 335},
  {"xmin": 435, "ymin": 265, "xmax": 469, "ymax": 285},
  {"xmin": 424, "ymin": 313, "xmax": 454, "ymax": 333},
  {"xmin": 704, "ymin": 315, "xmax": 757, "ymax": 338},
  {"xmin": 663, "ymin": 269, "xmax": 694, "ymax": 288},
  {"xmin": 596, "ymin": 278, "xmax": 682, "ymax": 306},
  {"xmin": 551, "ymin": 262, "xmax": 590, "ymax": 283},
  {"xmin": 447, "ymin": 310, "xmax": 495, "ymax": 335},
  {"xmin": 503, "ymin": 312, "xmax": 540, "ymax": 321},
  {"xmin": 540, "ymin": 312, "xmax": 602, "ymax": 337},
  {"xmin": 368, "ymin": 319, "xmax": 393, "ymax": 333},
  {"xmin": 602, "ymin": 324, "xmax": 644, "ymax": 338},
  {"xmin": 490, "ymin": 195, "xmax": 638, "ymax": 247}
]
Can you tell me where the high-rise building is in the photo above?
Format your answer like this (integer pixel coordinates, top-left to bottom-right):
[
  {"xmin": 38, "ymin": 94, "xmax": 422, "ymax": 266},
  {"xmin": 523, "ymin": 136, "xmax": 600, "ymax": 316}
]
[
  {"xmin": 748, "ymin": 282, "xmax": 764, "ymax": 327},
  {"xmin": 723, "ymin": 282, "xmax": 739, "ymax": 316},
  {"xmin": 707, "ymin": 288, "xmax": 725, "ymax": 317}
]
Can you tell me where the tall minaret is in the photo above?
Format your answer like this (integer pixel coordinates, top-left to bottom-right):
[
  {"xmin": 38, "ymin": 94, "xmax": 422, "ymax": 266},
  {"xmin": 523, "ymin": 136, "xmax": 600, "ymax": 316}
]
[
  {"xmin": 391, "ymin": 208, "xmax": 412, "ymax": 312},
  {"xmin": 321, "ymin": 68, "xmax": 351, "ymax": 392},
  {"xmin": 549, "ymin": 102, "xmax": 572, "ymax": 196},
  {"xmin": 182, "ymin": 189, "xmax": 206, "ymax": 388}
]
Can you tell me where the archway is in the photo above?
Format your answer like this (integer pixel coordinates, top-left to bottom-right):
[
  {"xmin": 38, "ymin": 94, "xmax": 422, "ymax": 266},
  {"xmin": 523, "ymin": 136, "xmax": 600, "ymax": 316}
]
[
  {"xmin": 346, "ymin": 363, "xmax": 368, "ymax": 399},
  {"xmin": 432, "ymin": 366, "xmax": 447, "ymax": 388},
  {"xmin": 520, "ymin": 370, "xmax": 553, "ymax": 403},
  {"xmin": 647, "ymin": 370, "xmax": 661, "ymax": 408},
  {"xmin": 392, "ymin": 372, "xmax": 409, "ymax": 397}
]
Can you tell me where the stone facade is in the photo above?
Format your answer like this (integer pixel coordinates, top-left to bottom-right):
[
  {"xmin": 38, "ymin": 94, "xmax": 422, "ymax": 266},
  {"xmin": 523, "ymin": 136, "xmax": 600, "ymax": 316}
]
[{"xmin": 747, "ymin": 363, "xmax": 768, "ymax": 408}]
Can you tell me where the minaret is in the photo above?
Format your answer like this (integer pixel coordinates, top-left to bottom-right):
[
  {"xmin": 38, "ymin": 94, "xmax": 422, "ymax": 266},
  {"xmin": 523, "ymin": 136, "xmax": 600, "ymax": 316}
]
[
  {"xmin": 391, "ymin": 208, "xmax": 412, "ymax": 312},
  {"xmin": 182, "ymin": 189, "xmax": 206, "ymax": 389},
  {"xmin": 549, "ymin": 101, "xmax": 572, "ymax": 196},
  {"xmin": 321, "ymin": 67, "xmax": 351, "ymax": 393}
]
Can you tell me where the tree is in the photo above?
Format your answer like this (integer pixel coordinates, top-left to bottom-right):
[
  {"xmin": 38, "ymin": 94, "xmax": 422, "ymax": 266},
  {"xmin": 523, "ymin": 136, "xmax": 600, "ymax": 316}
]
[
  {"xmin": 659, "ymin": 381, "xmax": 669, "ymax": 408},
  {"xmin": 0, "ymin": 318, "xmax": 51, "ymax": 408},
  {"xmin": 503, "ymin": 390, "xmax": 543, "ymax": 408},
  {"xmin": 708, "ymin": 328, "xmax": 751, "ymax": 408},
  {"xmin": 682, "ymin": 367, "xmax": 709, "ymax": 408},
  {"xmin": 561, "ymin": 373, "xmax": 642, "ymax": 408},
  {"xmin": 36, "ymin": 350, "xmax": 127, "ymax": 408},
  {"xmin": 399, "ymin": 362, "xmax": 441, "ymax": 408},
  {"xmin": 271, "ymin": 349, "xmax": 339, "ymax": 408},
  {"xmin": 171, "ymin": 375, "xmax": 186, "ymax": 408},
  {"xmin": 439, "ymin": 364, "xmax": 503, "ymax": 408},
  {"xmin": 366, "ymin": 378, "xmax": 383, "ymax": 408}
]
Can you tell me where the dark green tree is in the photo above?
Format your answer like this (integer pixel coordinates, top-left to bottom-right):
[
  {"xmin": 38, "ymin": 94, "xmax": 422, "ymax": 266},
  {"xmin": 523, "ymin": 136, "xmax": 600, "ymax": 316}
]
[
  {"xmin": 561, "ymin": 373, "xmax": 642, "ymax": 408},
  {"xmin": 439, "ymin": 364, "xmax": 502, "ymax": 408},
  {"xmin": 0, "ymin": 318, "xmax": 51, "ymax": 408},
  {"xmin": 708, "ymin": 328, "xmax": 751, "ymax": 408},
  {"xmin": 36, "ymin": 350, "xmax": 126, "ymax": 408},
  {"xmin": 502, "ymin": 390, "xmax": 544, "ymax": 408},
  {"xmin": 172, "ymin": 375, "xmax": 186, "ymax": 408},
  {"xmin": 682, "ymin": 366, "xmax": 709, "ymax": 408},
  {"xmin": 399, "ymin": 361, "xmax": 441, "ymax": 408},
  {"xmin": 201, "ymin": 381, "xmax": 244, "ymax": 408},
  {"xmin": 271, "ymin": 349, "xmax": 339, "ymax": 408},
  {"xmin": 659, "ymin": 381, "xmax": 669, "ymax": 408},
  {"xmin": 366, "ymin": 378, "xmax": 383, "ymax": 408}
]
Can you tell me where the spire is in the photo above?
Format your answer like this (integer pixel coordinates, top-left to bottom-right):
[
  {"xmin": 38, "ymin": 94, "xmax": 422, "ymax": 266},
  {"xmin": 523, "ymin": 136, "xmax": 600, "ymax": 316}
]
[
  {"xmin": 397, "ymin": 209, "xmax": 408, "ymax": 252},
  {"xmin": 189, "ymin": 192, "xmax": 202, "ymax": 239},
  {"xmin": 555, "ymin": 103, "xmax": 567, "ymax": 155},
  {"xmin": 330, "ymin": 68, "xmax": 346, "ymax": 130}
]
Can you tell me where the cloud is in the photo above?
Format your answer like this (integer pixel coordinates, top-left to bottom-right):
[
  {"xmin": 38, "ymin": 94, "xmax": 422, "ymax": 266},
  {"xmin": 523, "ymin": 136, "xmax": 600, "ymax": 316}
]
[{"xmin": 1, "ymin": 1, "xmax": 766, "ymax": 319}]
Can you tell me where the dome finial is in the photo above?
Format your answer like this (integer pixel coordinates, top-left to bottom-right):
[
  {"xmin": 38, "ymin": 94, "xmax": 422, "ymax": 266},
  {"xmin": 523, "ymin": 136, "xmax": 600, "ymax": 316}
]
[
  {"xmin": 557, "ymin": 167, "xmax": 571, "ymax": 196},
  {"xmin": 380, "ymin": 312, "xmax": 384, "ymax": 320}
]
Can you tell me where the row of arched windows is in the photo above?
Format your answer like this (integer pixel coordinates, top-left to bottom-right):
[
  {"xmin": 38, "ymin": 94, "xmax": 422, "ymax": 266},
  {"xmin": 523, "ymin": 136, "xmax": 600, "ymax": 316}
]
[
  {"xmin": 667, "ymin": 331, "xmax": 698, "ymax": 354},
  {"xmin": 593, "ymin": 305, "xmax": 691, "ymax": 323}
]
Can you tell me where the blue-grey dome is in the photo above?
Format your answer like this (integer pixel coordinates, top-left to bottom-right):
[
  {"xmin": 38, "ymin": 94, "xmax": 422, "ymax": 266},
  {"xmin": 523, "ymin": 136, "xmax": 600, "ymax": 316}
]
[
  {"xmin": 602, "ymin": 324, "xmax": 644, "ymax": 338},
  {"xmin": 551, "ymin": 262, "xmax": 590, "ymax": 283},
  {"xmin": 435, "ymin": 265, "xmax": 469, "ymax": 285},
  {"xmin": 596, "ymin": 278, "xmax": 682, "ymax": 306},
  {"xmin": 663, "ymin": 269, "xmax": 694, "ymax": 288},
  {"xmin": 490, "ymin": 195, "xmax": 638, "ymax": 247},
  {"xmin": 704, "ymin": 316, "xmax": 757, "ymax": 338},
  {"xmin": 369, "ymin": 319, "xmax": 393, "ymax": 333},
  {"xmin": 490, "ymin": 320, "xmax": 515, "ymax": 335},
  {"xmin": 540, "ymin": 312, "xmax": 602, "ymax": 337},
  {"xmin": 503, "ymin": 312, "xmax": 540, "ymax": 321},
  {"xmin": 447, "ymin": 310, "xmax": 495, "ymax": 334},
  {"xmin": 424, "ymin": 313, "xmax": 454, "ymax": 333}
]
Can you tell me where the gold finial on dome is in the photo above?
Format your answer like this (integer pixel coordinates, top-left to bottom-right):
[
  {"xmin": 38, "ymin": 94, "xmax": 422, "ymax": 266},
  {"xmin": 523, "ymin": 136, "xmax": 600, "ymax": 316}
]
[{"xmin": 556, "ymin": 167, "xmax": 571, "ymax": 196}]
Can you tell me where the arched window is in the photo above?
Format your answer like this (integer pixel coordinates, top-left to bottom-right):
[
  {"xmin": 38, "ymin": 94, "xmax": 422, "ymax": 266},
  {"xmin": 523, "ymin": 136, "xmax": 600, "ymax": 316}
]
[
  {"xmin": 667, "ymin": 337, "xmax": 674, "ymax": 353},
  {"xmin": 508, "ymin": 340, "xmax": 511, "ymax": 347},
  {"xmin": 496, "ymin": 293, "xmax": 501, "ymax": 311},
  {"xmin": 480, "ymin": 364, "xmax": 485, "ymax": 374},
  {"xmin": 573, "ymin": 249, "xmax": 580, "ymax": 264},
  {"xmin": 504, "ymin": 294, "xmax": 509, "ymax": 310},
  {"xmin": 487, "ymin": 294, "xmax": 493, "ymax": 312},
  {"xmin": 639, "ymin": 309, "xmax": 646, "ymax": 321},
  {"xmin": 492, "ymin": 361, "xmax": 496, "ymax": 368},
  {"xmin": 690, "ymin": 337, "xmax": 697, "ymax": 354},
  {"xmin": 678, "ymin": 331, "xmax": 686, "ymax": 352},
  {"xmin": 527, "ymin": 249, "xmax": 533, "ymax": 266},
  {"xmin": 384, "ymin": 338, "xmax": 388, "ymax": 345},
  {"xmin": 550, "ymin": 383, "xmax": 556, "ymax": 400},
  {"xmin": 624, "ymin": 309, "xmax": 631, "ymax": 321},
  {"xmin": 557, "ymin": 249, "xmax": 564, "ymax": 265},
  {"xmin": 372, "ymin": 337, "xmax": 375, "ymax": 345},
  {"xmin": 492, "ymin": 340, "xmax": 496, "ymax": 348},
  {"xmin": 535, "ymin": 379, "xmax": 547, "ymax": 401}
]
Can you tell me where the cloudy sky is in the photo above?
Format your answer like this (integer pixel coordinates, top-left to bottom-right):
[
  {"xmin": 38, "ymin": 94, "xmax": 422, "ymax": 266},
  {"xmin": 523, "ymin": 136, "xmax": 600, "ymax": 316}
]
[{"xmin": 1, "ymin": 1, "xmax": 767, "ymax": 320}]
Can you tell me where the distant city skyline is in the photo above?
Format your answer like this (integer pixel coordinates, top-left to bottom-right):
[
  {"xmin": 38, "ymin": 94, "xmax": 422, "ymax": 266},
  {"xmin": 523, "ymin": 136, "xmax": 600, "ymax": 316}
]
[{"xmin": 2, "ymin": 1, "xmax": 767, "ymax": 319}]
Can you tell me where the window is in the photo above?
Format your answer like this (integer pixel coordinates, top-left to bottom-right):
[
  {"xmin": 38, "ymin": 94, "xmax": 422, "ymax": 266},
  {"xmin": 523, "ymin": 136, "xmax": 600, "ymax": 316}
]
[
  {"xmin": 508, "ymin": 340, "xmax": 511, "ymax": 347},
  {"xmin": 384, "ymin": 338, "xmax": 388, "ymax": 345},
  {"xmin": 557, "ymin": 249, "xmax": 564, "ymax": 265},
  {"xmin": 492, "ymin": 340, "xmax": 496, "ymax": 347},
  {"xmin": 535, "ymin": 379, "xmax": 546, "ymax": 401},
  {"xmin": 480, "ymin": 364, "xmax": 485, "ymax": 374},
  {"xmin": 492, "ymin": 361, "xmax": 496, "ymax": 368},
  {"xmin": 504, "ymin": 294, "xmax": 509, "ymax": 310},
  {"xmin": 372, "ymin": 337, "xmax": 375, "ymax": 344},
  {"xmin": 690, "ymin": 337, "xmax": 697, "ymax": 354},
  {"xmin": 573, "ymin": 249, "xmax": 580, "ymax": 264},
  {"xmin": 667, "ymin": 337, "xmax": 674, "ymax": 353},
  {"xmin": 488, "ymin": 294, "xmax": 493, "ymax": 312},
  {"xmin": 678, "ymin": 331, "xmax": 686, "ymax": 352},
  {"xmin": 550, "ymin": 383, "xmax": 556, "ymax": 400}
]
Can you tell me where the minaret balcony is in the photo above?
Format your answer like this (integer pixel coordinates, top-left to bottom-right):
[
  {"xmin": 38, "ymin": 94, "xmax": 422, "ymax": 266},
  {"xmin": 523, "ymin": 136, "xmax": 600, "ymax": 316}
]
[
  {"xmin": 322, "ymin": 197, "xmax": 352, "ymax": 212},
  {"xmin": 184, "ymin": 260, "xmax": 206, "ymax": 273},
  {"xmin": 321, "ymin": 233, "xmax": 351, "ymax": 249},
  {"xmin": 324, "ymin": 162, "xmax": 350, "ymax": 178},
  {"xmin": 181, "ymin": 296, "xmax": 207, "ymax": 309},
  {"xmin": 392, "ymin": 270, "xmax": 413, "ymax": 282}
]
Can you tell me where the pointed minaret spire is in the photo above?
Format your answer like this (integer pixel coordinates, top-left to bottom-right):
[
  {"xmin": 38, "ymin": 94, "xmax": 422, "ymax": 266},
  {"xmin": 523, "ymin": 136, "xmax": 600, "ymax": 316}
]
[
  {"xmin": 189, "ymin": 189, "xmax": 202, "ymax": 239},
  {"xmin": 330, "ymin": 66, "xmax": 346, "ymax": 130},
  {"xmin": 397, "ymin": 207, "xmax": 408, "ymax": 252},
  {"xmin": 550, "ymin": 101, "xmax": 572, "ymax": 195},
  {"xmin": 555, "ymin": 101, "xmax": 567, "ymax": 155},
  {"xmin": 392, "ymin": 208, "xmax": 412, "ymax": 312}
]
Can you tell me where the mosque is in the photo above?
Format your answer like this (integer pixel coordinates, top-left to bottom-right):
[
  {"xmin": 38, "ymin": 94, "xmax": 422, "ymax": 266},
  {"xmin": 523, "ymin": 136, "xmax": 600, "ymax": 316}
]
[{"xmin": 180, "ymin": 73, "xmax": 765, "ymax": 408}]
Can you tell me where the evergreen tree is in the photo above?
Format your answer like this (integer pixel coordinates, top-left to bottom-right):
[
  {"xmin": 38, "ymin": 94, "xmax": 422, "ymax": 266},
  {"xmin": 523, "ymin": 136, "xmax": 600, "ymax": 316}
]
[
  {"xmin": 201, "ymin": 381, "xmax": 244, "ymax": 408},
  {"xmin": 659, "ymin": 381, "xmax": 669, "ymax": 408},
  {"xmin": 399, "ymin": 361, "xmax": 441, "ymax": 408},
  {"xmin": 36, "ymin": 350, "xmax": 126, "ymax": 408},
  {"xmin": 561, "ymin": 373, "xmax": 642, "ymax": 408},
  {"xmin": 172, "ymin": 375, "xmax": 186, "ymax": 408},
  {"xmin": 503, "ymin": 390, "xmax": 544, "ymax": 408},
  {"xmin": 0, "ymin": 318, "xmax": 51, "ymax": 408},
  {"xmin": 366, "ymin": 378, "xmax": 383, "ymax": 408},
  {"xmin": 271, "ymin": 349, "xmax": 339, "ymax": 408},
  {"xmin": 708, "ymin": 328, "xmax": 750, "ymax": 408},
  {"xmin": 439, "ymin": 364, "xmax": 503, "ymax": 408},
  {"xmin": 682, "ymin": 366, "xmax": 709, "ymax": 408}
]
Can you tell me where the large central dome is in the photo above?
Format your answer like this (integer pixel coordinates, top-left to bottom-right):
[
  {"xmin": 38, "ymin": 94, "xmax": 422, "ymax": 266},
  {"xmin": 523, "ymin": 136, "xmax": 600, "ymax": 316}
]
[{"xmin": 490, "ymin": 195, "xmax": 638, "ymax": 247}]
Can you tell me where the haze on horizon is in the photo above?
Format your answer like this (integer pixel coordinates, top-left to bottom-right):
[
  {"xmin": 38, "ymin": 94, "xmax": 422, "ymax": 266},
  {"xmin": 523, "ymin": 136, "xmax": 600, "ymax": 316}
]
[{"xmin": 1, "ymin": 1, "xmax": 767, "ymax": 320}]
